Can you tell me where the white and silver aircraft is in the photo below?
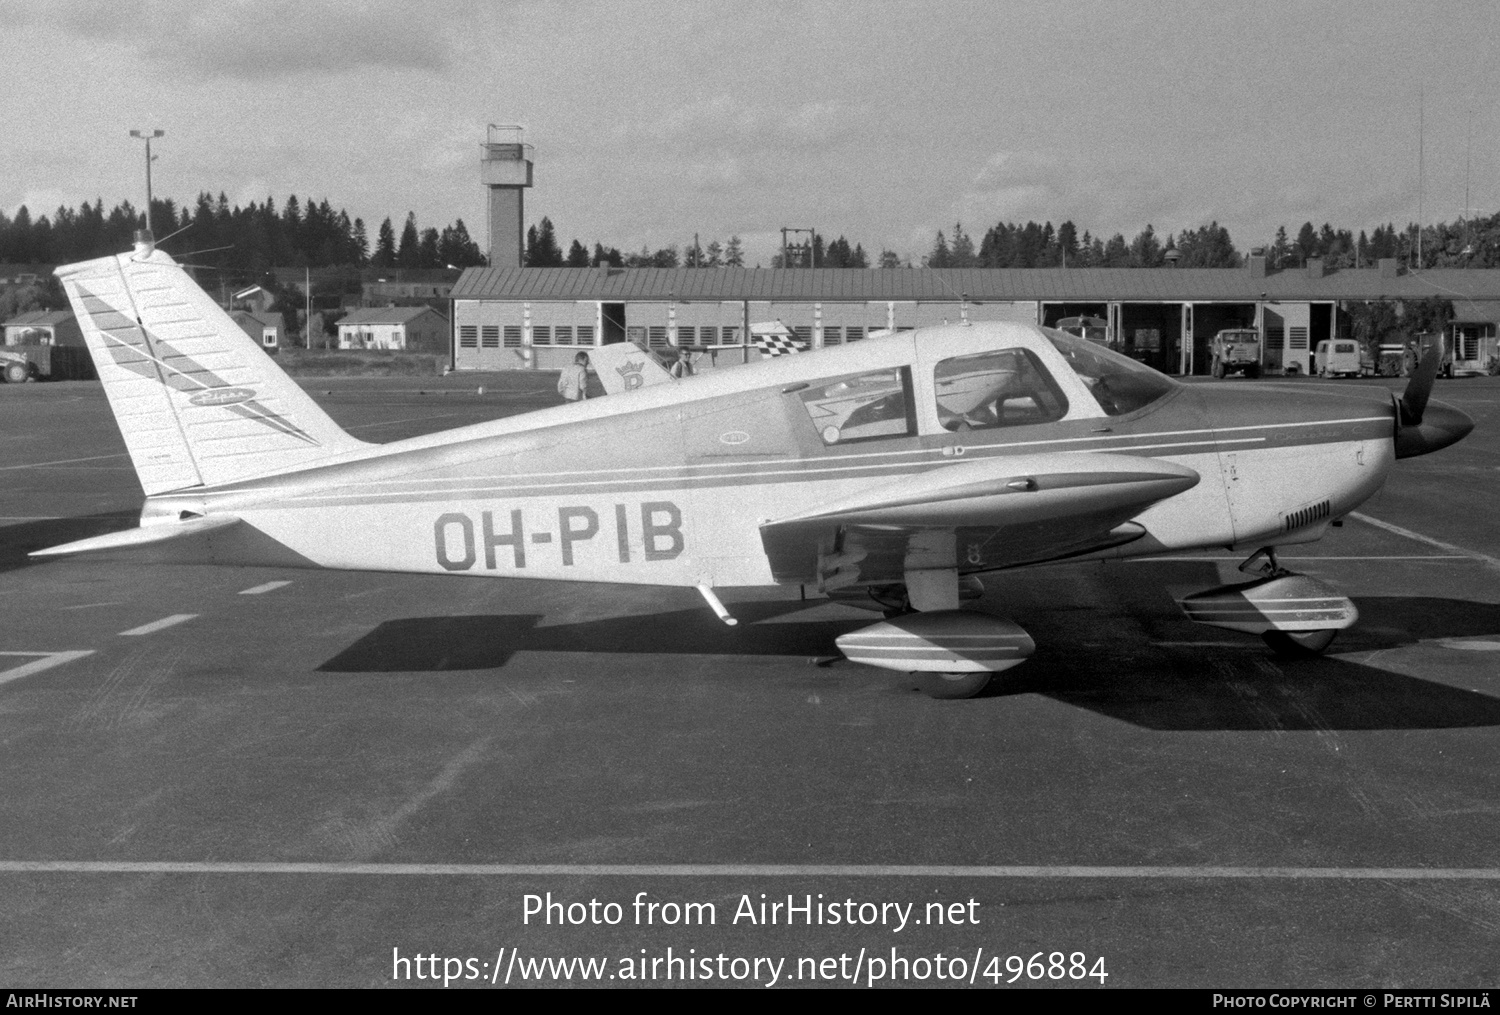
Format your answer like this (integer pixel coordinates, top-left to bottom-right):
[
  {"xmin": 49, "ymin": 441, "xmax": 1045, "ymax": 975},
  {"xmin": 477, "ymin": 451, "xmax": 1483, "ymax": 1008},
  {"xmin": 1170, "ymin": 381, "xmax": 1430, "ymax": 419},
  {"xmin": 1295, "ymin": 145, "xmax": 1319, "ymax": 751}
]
[{"xmin": 33, "ymin": 239, "xmax": 1474, "ymax": 697}]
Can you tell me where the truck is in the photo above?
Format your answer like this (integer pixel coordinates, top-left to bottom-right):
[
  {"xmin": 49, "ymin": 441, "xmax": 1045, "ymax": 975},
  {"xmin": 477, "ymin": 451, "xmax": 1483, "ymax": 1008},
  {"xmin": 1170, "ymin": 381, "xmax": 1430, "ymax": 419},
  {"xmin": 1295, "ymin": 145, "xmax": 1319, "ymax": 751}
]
[
  {"xmin": 1, "ymin": 346, "xmax": 44, "ymax": 382},
  {"xmin": 1209, "ymin": 328, "xmax": 1262, "ymax": 378},
  {"xmin": 0, "ymin": 343, "xmax": 94, "ymax": 383}
]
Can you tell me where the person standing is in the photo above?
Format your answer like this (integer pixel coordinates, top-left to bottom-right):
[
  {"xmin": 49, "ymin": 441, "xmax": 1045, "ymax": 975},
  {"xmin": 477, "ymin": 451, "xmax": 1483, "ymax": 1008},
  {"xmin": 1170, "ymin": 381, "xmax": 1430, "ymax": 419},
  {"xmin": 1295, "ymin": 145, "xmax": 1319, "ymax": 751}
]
[
  {"xmin": 558, "ymin": 351, "xmax": 590, "ymax": 402},
  {"xmin": 669, "ymin": 347, "xmax": 695, "ymax": 379}
]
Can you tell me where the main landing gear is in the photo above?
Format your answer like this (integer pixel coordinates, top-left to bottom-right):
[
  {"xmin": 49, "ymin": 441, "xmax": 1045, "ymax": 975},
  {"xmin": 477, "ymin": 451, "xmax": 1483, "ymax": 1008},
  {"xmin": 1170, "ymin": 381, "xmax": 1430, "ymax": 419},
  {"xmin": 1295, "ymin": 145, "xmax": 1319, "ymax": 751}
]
[
  {"xmin": 1176, "ymin": 546, "xmax": 1358, "ymax": 656},
  {"xmin": 833, "ymin": 571, "xmax": 1033, "ymax": 699}
]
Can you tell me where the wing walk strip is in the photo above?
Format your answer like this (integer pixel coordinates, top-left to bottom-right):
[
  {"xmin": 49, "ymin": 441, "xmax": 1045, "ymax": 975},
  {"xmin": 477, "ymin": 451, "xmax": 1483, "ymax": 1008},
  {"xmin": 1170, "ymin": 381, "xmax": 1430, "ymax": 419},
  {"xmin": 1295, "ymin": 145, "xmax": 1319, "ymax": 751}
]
[{"xmin": 1, "ymin": 861, "xmax": 1497, "ymax": 879}]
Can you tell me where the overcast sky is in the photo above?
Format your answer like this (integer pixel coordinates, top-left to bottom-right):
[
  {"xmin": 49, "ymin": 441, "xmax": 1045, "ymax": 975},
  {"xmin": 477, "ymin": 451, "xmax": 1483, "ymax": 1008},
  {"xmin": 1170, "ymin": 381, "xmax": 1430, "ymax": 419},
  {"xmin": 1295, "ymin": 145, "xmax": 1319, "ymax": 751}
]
[{"xmin": 4, "ymin": 0, "xmax": 1500, "ymax": 265}]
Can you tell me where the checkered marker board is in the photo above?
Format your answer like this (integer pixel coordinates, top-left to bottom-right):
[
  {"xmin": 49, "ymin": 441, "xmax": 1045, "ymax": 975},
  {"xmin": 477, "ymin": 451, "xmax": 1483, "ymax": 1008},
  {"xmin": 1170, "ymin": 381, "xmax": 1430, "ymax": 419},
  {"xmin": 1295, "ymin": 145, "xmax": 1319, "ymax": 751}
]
[{"xmin": 751, "ymin": 332, "xmax": 806, "ymax": 357}]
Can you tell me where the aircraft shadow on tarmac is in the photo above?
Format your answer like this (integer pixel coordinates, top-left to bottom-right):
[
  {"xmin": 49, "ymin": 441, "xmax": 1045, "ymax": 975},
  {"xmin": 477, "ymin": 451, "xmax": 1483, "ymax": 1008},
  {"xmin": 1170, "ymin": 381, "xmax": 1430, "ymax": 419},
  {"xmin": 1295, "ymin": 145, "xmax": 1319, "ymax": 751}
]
[
  {"xmin": 0, "ymin": 511, "xmax": 136, "ymax": 575},
  {"xmin": 320, "ymin": 591, "xmax": 1500, "ymax": 733}
]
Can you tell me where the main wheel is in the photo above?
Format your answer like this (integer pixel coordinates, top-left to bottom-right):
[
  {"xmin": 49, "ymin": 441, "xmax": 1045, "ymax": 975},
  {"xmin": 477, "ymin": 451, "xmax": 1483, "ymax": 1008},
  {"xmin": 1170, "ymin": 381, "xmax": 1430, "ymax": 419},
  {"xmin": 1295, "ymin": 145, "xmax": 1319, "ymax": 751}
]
[
  {"xmin": 916, "ymin": 672, "xmax": 992, "ymax": 699},
  {"xmin": 3, "ymin": 361, "xmax": 28, "ymax": 384},
  {"xmin": 1262, "ymin": 629, "xmax": 1338, "ymax": 656}
]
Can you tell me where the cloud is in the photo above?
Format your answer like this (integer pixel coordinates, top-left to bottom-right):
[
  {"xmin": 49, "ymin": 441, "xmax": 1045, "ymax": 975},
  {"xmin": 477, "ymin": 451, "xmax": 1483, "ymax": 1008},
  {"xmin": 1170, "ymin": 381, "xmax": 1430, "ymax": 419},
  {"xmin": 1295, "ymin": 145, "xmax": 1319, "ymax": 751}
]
[
  {"xmin": 18, "ymin": 0, "xmax": 461, "ymax": 80},
  {"xmin": 622, "ymin": 95, "xmax": 867, "ymax": 150},
  {"xmin": 953, "ymin": 148, "xmax": 1191, "ymax": 240},
  {"xmin": 6, "ymin": 189, "xmax": 75, "ymax": 219}
]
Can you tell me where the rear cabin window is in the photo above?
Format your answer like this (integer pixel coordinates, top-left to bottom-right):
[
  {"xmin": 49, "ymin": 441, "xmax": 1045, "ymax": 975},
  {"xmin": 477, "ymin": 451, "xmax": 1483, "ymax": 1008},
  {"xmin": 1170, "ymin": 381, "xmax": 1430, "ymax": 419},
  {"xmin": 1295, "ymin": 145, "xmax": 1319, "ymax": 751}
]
[
  {"xmin": 934, "ymin": 349, "xmax": 1068, "ymax": 430},
  {"xmin": 798, "ymin": 367, "xmax": 916, "ymax": 445},
  {"xmin": 1043, "ymin": 330, "xmax": 1177, "ymax": 416}
]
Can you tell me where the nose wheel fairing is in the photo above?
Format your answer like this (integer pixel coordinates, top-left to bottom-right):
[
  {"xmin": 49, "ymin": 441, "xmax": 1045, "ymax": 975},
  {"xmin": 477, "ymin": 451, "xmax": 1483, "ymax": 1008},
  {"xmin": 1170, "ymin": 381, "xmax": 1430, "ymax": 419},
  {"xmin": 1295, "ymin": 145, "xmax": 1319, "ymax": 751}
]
[{"xmin": 1177, "ymin": 544, "xmax": 1357, "ymax": 654}]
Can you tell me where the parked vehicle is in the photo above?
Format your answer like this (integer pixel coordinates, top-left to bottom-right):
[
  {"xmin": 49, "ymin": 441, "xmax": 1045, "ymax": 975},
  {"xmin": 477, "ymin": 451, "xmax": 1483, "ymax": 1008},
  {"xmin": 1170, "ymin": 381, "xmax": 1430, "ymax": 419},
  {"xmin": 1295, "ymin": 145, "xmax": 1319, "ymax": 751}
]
[
  {"xmin": 1054, "ymin": 315, "xmax": 1109, "ymax": 346},
  {"xmin": 0, "ymin": 342, "xmax": 94, "ymax": 382},
  {"xmin": 1209, "ymin": 328, "xmax": 1261, "ymax": 378},
  {"xmin": 1314, "ymin": 340, "xmax": 1364, "ymax": 378},
  {"xmin": 1377, "ymin": 343, "xmax": 1415, "ymax": 377},
  {"xmin": 1, "ymin": 346, "xmax": 43, "ymax": 382}
]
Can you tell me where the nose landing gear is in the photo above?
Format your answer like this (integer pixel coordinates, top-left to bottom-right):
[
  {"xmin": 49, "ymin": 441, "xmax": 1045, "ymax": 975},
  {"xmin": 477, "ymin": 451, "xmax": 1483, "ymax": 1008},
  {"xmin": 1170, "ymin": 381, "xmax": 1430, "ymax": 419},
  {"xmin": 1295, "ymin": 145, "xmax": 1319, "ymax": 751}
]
[{"xmin": 1176, "ymin": 547, "xmax": 1358, "ymax": 655}]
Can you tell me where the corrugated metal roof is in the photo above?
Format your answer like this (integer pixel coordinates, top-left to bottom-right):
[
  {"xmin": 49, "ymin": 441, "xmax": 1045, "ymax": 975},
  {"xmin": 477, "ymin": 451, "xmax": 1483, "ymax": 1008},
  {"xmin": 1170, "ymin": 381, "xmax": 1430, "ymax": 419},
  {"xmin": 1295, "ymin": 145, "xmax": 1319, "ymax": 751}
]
[
  {"xmin": 2, "ymin": 310, "xmax": 75, "ymax": 327},
  {"xmin": 339, "ymin": 306, "xmax": 446, "ymax": 325},
  {"xmin": 228, "ymin": 309, "xmax": 284, "ymax": 330},
  {"xmin": 450, "ymin": 266, "xmax": 1500, "ymax": 304}
]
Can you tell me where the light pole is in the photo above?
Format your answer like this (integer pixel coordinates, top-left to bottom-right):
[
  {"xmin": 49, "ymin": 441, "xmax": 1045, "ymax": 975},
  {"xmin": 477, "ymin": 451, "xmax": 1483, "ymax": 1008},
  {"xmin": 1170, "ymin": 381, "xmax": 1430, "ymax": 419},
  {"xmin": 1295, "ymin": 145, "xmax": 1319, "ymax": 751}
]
[{"xmin": 129, "ymin": 129, "xmax": 165, "ymax": 239}]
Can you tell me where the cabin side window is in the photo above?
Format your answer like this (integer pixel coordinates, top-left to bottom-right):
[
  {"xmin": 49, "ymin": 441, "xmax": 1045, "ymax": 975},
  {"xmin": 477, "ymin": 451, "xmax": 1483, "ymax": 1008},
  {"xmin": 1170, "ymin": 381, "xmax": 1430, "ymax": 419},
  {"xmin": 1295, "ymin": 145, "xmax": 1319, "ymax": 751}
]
[
  {"xmin": 797, "ymin": 366, "xmax": 916, "ymax": 445},
  {"xmin": 933, "ymin": 349, "xmax": 1068, "ymax": 431}
]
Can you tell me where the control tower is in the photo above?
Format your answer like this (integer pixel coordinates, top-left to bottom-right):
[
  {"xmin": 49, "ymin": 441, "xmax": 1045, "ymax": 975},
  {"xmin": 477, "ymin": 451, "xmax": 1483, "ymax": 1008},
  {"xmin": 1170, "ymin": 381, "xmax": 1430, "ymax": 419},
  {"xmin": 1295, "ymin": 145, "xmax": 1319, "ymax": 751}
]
[{"xmin": 481, "ymin": 124, "xmax": 534, "ymax": 269}]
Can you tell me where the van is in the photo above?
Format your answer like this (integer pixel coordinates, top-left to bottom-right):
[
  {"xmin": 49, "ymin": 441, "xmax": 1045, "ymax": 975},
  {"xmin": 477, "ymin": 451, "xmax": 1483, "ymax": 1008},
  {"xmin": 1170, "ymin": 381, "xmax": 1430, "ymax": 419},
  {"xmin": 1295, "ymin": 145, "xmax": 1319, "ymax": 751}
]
[{"xmin": 1314, "ymin": 340, "xmax": 1363, "ymax": 378}]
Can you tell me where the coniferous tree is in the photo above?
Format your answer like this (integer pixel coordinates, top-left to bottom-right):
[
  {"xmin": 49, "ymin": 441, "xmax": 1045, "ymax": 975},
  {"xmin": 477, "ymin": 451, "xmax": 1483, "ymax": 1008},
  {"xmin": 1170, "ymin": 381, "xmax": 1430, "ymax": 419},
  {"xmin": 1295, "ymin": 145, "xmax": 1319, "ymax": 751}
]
[
  {"xmin": 352, "ymin": 217, "xmax": 369, "ymax": 265},
  {"xmin": 372, "ymin": 217, "xmax": 397, "ymax": 267},
  {"xmin": 524, "ymin": 217, "xmax": 563, "ymax": 267},
  {"xmin": 396, "ymin": 212, "xmax": 420, "ymax": 268}
]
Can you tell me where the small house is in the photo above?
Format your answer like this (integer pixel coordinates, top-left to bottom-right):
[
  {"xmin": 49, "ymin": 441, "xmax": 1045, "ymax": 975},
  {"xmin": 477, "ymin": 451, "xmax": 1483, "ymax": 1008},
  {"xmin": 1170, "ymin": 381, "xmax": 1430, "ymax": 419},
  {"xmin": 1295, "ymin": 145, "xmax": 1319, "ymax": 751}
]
[{"xmin": 338, "ymin": 306, "xmax": 449, "ymax": 352}]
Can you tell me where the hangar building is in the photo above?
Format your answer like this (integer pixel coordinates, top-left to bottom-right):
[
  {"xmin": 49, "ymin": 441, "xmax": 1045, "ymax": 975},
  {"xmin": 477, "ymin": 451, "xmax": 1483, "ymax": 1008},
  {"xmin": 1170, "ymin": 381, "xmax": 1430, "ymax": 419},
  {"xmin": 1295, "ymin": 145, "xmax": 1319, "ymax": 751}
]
[{"xmin": 450, "ymin": 254, "xmax": 1500, "ymax": 377}]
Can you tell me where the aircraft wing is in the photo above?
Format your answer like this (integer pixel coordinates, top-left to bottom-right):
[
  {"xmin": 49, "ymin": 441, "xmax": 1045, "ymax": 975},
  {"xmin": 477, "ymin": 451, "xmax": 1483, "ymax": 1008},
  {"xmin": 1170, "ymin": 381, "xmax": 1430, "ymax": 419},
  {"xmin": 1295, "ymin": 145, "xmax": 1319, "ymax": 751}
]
[{"xmin": 758, "ymin": 451, "xmax": 1199, "ymax": 586}]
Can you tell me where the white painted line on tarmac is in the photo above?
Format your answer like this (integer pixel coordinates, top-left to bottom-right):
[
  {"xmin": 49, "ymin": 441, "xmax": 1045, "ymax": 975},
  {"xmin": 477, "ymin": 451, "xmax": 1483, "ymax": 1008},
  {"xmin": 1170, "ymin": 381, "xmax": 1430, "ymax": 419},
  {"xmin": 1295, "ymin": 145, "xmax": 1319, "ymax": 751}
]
[
  {"xmin": 239, "ymin": 581, "xmax": 292, "ymax": 595},
  {"xmin": 119, "ymin": 614, "xmax": 198, "ymax": 636},
  {"xmin": 1437, "ymin": 639, "xmax": 1500, "ymax": 652},
  {"xmin": 1129, "ymin": 555, "xmax": 1466, "ymax": 562},
  {"xmin": 0, "ymin": 651, "xmax": 95, "ymax": 687},
  {"xmin": 1349, "ymin": 512, "xmax": 1500, "ymax": 571},
  {"xmin": 0, "ymin": 861, "xmax": 1499, "ymax": 880},
  {"xmin": 0, "ymin": 453, "xmax": 129, "ymax": 471}
]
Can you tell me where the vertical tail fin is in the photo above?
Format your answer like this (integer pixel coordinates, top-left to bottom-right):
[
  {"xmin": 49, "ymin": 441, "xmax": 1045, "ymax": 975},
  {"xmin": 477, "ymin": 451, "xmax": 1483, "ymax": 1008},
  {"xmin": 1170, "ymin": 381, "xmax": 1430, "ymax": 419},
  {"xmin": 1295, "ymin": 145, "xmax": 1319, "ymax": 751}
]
[
  {"xmin": 588, "ymin": 341, "xmax": 675, "ymax": 394},
  {"xmin": 56, "ymin": 243, "xmax": 367, "ymax": 495}
]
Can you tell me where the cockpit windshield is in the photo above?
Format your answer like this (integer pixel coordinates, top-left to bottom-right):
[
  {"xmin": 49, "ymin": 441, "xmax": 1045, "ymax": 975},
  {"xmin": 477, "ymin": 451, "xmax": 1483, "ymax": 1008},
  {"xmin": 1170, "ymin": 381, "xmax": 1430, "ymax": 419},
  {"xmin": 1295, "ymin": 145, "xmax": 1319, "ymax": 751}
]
[{"xmin": 1042, "ymin": 329, "xmax": 1178, "ymax": 416}]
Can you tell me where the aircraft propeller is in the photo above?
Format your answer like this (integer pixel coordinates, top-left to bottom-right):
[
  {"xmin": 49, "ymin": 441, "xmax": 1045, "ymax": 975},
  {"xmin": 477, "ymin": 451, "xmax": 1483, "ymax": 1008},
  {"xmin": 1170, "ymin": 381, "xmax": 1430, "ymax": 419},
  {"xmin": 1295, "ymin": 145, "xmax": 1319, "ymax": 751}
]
[{"xmin": 1392, "ymin": 334, "xmax": 1474, "ymax": 459}]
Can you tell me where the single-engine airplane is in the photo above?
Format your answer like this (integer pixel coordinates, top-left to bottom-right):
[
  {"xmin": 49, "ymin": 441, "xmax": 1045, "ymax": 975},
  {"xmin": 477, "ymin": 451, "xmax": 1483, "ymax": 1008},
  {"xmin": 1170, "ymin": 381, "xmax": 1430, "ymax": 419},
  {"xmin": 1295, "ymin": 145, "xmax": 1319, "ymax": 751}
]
[{"xmin": 33, "ymin": 238, "xmax": 1474, "ymax": 697}]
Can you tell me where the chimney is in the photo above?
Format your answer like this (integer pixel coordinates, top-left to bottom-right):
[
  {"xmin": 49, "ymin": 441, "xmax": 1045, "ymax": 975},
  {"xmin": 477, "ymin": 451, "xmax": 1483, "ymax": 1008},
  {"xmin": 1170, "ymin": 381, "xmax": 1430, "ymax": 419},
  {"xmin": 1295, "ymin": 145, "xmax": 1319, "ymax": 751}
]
[
  {"xmin": 1378, "ymin": 258, "xmax": 1399, "ymax": 278},
  {"xmin": 1247, "ymin": 254, "xmax": 1267, "ymax": 278},
  {"xmin": 1305, "ymin": 257, "xmax": 1325, "ymax": 279}
]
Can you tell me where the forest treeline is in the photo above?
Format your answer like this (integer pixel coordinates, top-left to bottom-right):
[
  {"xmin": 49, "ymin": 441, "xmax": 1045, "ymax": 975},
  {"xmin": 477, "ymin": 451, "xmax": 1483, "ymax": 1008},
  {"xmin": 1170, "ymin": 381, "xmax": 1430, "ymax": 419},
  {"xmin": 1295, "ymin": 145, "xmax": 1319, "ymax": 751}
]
[
  {"xmin": 0, "ymin": 194, "xmax": 486, "ymax": 273},
  {"xmin": 525, "ymin": 213, "xmax": 1500, "ymax": 271},
  {"xmin": 5, "ymin": 194, "xmax": 1500, "ymax": 275}
]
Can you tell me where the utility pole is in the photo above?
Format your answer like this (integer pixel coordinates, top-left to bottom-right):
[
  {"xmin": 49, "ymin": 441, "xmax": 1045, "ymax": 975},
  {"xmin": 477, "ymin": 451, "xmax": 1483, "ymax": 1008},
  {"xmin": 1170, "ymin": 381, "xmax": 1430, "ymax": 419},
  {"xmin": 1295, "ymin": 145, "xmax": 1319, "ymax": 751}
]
[
  {"xmin": 306, "ymin": 266, "xmax": 312, "ymax": 349},
  {"xmin": 129, "ymin": 129, "xmax": 165, "ymax": 237},
  {"xmin": 780, "ymin": 227, "xmax": 816, "ymax": 268},
  {"xmin": 1416, "ymin": 87, "xmax": 1424, "ymax": 270}
]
